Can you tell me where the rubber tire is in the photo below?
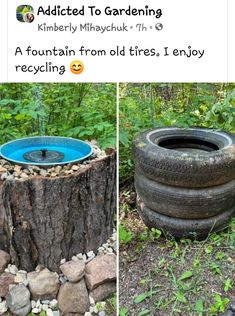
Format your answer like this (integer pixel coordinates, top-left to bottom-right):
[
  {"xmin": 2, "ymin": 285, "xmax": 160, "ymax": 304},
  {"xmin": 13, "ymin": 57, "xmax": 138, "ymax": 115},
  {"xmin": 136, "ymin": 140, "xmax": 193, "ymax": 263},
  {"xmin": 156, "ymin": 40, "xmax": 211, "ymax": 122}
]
[
  {"xmin": 137, "ymin": 199, "xmax": 235, "ymax": 240},
  {"xmin": 132, "ymin": 127, "xmax": 235, "ymax": 188},
  {"xmin": 135, "ymin": 172, "xmax": 235, "ymax": 219}
]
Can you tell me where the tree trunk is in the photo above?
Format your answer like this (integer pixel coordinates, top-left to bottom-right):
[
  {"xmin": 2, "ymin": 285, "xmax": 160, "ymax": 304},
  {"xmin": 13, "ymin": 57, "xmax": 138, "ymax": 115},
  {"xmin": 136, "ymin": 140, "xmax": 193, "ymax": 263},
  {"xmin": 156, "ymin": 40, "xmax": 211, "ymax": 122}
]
[{"xmin": 0, "ymin": 151, "xmax": 116, "ymax": 272}]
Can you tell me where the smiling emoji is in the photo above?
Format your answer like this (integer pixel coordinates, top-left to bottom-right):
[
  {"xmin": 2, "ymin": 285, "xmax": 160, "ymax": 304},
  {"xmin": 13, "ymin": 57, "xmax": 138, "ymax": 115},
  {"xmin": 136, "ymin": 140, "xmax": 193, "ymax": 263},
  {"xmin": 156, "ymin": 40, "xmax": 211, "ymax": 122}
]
[{"xmin": 70, "ymin": 60, "xmax": 84, "ymax": 74}]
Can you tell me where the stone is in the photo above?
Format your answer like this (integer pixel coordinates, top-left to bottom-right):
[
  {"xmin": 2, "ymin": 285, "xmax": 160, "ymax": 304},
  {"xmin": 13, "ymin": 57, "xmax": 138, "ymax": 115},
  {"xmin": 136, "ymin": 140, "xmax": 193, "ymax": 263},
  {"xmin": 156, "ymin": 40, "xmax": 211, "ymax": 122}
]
[
  {"xmin": 89, "ymin": 295, "xmax": 95, "ymax": 305},
  {"xmin": 40, "ymin": 169, "xmax": 48, "ymax": 176},
  {"xmin": 99, "ymin": 312, "xmax": 106, "ymax": 316},
  {"xmin": 90, "ymin": 305, "xmax": 98, "ymax": 313},
  {"xmin": 86, "ymin": 255, "xmax": 95, "ymax": 263},
  {"xmin": 0, "ymin": 272, "xmax": 15, "ymax": 297},
  {"xmin": 60, "ymin": 258, "xmax": 66, "ymax": 265},
  {"xmin": 76, "ymin": 253, "xmax": 84, "ymax": 260},
  {"xmin": 36, "ymin": 299, "xmax": 41, "ymax": 308},
  {"xmin": 230, "ymin": 302, "xmax": 235, "ymax": 312},
  {"xmin": 14, "ymin": 165, "xmax": 22, "ymax": 173},
  {"xmin": 35, "ymin": 264, "xmax": 45, "ymax": 272},
  {"xmin": 49, "ymin": 299, "xmax": 58, "ymax": 308},
  {"xmin": 0, "ymin": 159, "xmax": 8, "ymax": 166},
  {"xmin": 6, "ymin": 284, "xmax": 31, "ymax": 316},
  {"xmin": 71, "ymin": 165, "xmax": 79, "ymax": 171},
  {"xmin": 111, "ymin": 241, "xmax": 117, "ymax": 253},
  {"xmin": 54, "ymin": 166, "xmax": 62, "ymax": 174},
  {"xmin": 110, "ymin": 233, "xmax": 116, "ymax": 242},
  {"xmin": 221, "ymin": 311, "xmax": 234, "ymax": 316},
  {"xmin": 31, "ymin": 300, "xmax": 36, "ymax": 308},
  {"xmin": 52, "ymin": 311, "xmax": 60, "ymax": 316},
  {"xmin": 0, "ymin": 166, "xmax": 7, "ymax": 173},
  {"xmin": 60, "ymin": 260, "xmax": 85, "ymax": 283},
  {"xmin": 57, "ymin": 279, "xmax": 89, "ymax": 314},
  {"xmin": 9, "ymin": 264, "xmax": 18, "ymax": 275},
  {"xmin": 85, "ymin": 254, "xmax": 116, "ymax": 290},
  {"xmin": 15, "ymin": 271, "xmax": 28, "ymax": 286},
  {"xmin": 84, "ymin": 312, "xmax": 92, "ymax": 316},
  {"xmin": 32, "ymin": 308, "xmax": 40, "ymax": 314},
  {"xmin": 106, "ymin": 248, "xmax": 113, "ymax": 253},
  {"xmin": 98, "ymin": 247, "xmax": 105, "ymax": 254},
  {"xmin": 91, "ymin": 282, "xmax": 116, "ymax": 302},
  {"xmin": 0, "ymin": 250, "xmax": 11, "ymax": 273},
  {"xmin": 20, "ymin": 173, "xmax": 29, "ymax": 179},
  {"xmin": 71, "ymin": 255, "xmax": 79, "ymax": 262},
  {"xmin": 59, "ymin": 276, "xmax": 67, "ymax": 284},
  {"xmin": 1, "ymin": 172, "xmax": 8, "ymax": 180},
  {"xmin": 87, "ymin": 250, "xmax": 94, "ymax": 258},
  {"xmin": 0, "ymin": 300, "xmax": 7, "ymax": 314},
  {"xmin": 42, "ymin": 304, "xmax": 49, "ymax": 311},
  {"xmin": 28, "ymin": 268, "xmax": 60, "ymax": 300},
  {"xmin": 47, "ymin": 309, "xmax": 53, "ymax": 316}
]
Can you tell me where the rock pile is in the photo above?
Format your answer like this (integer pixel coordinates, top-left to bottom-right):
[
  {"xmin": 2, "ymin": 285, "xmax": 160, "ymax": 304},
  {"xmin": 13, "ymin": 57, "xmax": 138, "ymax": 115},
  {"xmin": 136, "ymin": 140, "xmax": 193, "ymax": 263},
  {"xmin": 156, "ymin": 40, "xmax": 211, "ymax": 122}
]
[
  {"xmin": 0, "ymin": 230, "xmax": 117, "ymax": 316},
  {"xmin": 0, "ymin": 141, "xmax": 107, "ymax": 182}
]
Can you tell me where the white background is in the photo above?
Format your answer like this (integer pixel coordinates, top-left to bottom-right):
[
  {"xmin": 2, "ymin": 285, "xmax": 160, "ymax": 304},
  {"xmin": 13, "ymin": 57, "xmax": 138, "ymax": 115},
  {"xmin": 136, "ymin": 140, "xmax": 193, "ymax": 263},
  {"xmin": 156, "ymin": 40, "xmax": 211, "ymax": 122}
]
[
  {"xmin": 0, "ymin": 0, "xmax": 7, "ymax": 82},
  {"xmin": 228, "ymin": 0, "xmax": 234, "ymax": 81},
  {"xmin": 1, "ymin": 0, "xmax": 232, "ymax": 82}
]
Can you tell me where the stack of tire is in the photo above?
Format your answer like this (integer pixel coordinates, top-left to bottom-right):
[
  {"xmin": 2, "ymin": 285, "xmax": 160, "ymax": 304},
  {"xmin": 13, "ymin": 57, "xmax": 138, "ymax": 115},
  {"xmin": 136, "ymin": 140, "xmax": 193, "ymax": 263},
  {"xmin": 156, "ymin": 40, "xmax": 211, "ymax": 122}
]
[{"xmin": 133, "ymin": 127, "xmax": 235, "ymax": 240}]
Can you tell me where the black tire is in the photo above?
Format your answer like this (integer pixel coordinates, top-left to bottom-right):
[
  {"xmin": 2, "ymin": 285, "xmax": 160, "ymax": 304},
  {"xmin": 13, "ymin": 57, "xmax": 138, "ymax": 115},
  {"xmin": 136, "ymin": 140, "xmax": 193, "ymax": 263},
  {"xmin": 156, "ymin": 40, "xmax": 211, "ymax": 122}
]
[
  {"xmin": 135, "ymin": 172, "xmax": 235, "ymax": 219},
  {"xmin": 137, "ymin": 200, "xmax": 235, "ymax": 240},
  {"xmin": 133, "ymin": 127, "xmax": 235, "ymax": 188}
]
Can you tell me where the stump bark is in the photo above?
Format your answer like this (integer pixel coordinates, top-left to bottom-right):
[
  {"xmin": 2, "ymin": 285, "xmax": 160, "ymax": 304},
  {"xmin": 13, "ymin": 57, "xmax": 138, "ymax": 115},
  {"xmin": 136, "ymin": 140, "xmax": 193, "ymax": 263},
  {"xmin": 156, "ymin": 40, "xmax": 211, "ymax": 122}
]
[{"xmin": 0, "ymin": 151, "xmax": 116, "ymax": 272}]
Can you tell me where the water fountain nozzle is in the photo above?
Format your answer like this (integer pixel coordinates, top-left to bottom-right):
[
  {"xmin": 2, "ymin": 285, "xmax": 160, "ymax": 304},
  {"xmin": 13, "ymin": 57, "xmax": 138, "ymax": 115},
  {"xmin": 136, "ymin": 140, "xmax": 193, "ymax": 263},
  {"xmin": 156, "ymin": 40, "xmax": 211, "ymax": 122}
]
[{"xmin": 40, "ymin": 148, "xmax": 48, "ymax": 158}]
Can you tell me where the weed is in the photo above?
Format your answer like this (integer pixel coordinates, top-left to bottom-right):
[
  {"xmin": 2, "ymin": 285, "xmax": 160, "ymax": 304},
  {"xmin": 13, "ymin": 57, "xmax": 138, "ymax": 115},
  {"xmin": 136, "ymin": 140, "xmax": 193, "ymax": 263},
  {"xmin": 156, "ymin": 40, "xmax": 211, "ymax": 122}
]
[{"xmin": 119, "ymin": 224, "xmax": 133, "ymax": 244}]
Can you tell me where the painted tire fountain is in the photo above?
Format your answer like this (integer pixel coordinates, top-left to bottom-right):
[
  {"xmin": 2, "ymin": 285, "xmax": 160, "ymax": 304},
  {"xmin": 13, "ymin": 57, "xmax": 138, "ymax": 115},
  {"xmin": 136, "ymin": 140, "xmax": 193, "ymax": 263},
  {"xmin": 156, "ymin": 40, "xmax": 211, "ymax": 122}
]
[
  {"xmin": 0, "ymin": 136, "xmax": 93, "ymax": 166},
  {"xmin": 133, "ymin": 127, "xmax": 235, "ymax": 240}
]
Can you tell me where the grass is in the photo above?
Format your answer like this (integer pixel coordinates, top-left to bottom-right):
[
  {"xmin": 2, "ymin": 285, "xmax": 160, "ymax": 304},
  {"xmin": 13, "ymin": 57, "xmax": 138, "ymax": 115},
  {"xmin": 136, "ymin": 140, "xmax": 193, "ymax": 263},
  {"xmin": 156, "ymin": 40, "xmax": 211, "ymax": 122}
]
[
  {"xmin": 104, "ymin": 295, "xmax": 117, "ymax": 316},
  {"xmin": 119, "ymin": 186, "xmax": 235, "ymax": 316}
]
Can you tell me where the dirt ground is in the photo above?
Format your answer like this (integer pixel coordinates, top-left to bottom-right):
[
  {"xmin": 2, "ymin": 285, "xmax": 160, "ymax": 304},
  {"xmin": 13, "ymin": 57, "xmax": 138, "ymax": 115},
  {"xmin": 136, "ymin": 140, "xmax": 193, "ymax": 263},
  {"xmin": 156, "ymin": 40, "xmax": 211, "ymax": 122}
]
[{"xmin": 119, "ymin": 184, "xmax": 235, "ymax": 316}]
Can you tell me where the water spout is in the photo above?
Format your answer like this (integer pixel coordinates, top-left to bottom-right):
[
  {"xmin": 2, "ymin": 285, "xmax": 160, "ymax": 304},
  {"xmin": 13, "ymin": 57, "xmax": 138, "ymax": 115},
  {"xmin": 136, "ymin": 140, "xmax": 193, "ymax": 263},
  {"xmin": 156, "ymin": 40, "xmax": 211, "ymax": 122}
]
[{"xmin": 40, "ymin": 148, "xmax": 48, "ymax": 158}]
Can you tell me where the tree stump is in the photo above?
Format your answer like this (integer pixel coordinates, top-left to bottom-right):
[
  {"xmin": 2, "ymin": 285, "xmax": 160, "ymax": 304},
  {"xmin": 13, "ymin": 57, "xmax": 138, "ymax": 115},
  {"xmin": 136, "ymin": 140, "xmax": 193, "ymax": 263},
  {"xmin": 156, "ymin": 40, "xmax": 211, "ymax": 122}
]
[{"xmin": 0, "ymin": 151, "xmax": 116, "ymax": 272}]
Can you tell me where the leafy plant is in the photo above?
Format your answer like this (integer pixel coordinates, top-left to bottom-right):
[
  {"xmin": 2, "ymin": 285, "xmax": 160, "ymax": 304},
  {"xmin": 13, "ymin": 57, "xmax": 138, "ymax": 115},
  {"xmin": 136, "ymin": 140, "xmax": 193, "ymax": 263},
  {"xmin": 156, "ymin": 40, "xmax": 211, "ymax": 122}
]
[
  {"xmin": 119, "ymin": 224, "xmax": 133, "ymax": 244},
  {"xmin": 138, "ymin": 309, "xmax": 151, "ymax": 315},
  {"xmin": 119, "ymin": 307, "xmax": 129, "ymax": 316},
  {"xmin": 224, "ymin": 278, "xmax": 232, "ymax": 292},
  {"xmin": 133, "ymin": 289, "xmax": 158, "ymax": 304},
  {"xmin": 195, "ymin": 299, "xmax": 204, "ymax": 314},
  {"xmin": 210, "ymin": 294, "xmax": 229, "ymax": 313}
]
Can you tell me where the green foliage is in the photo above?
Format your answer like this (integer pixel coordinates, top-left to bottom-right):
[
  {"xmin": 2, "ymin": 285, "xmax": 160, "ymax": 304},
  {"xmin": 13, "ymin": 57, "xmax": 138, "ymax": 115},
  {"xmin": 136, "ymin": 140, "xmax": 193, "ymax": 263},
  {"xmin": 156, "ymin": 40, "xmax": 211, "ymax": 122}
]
[
  {"xmin": 0, "ymin": 83, "xmax": 116, "ymax": 150},
  {"xmin": 195, "ymin": 299, "xmax": 204, "ymax": 314},
  {"xmin": 95, "ymin": 301, "xmax": 106, "ymax": 312},
  {"xmin": 210, "ymin": 294, "xmax": 230, "ymax": 313},
  {"xmin": 224, "ymin": 278, "xmax": 233, "ymax": 292},
  {"xmin": 178, "ymin": 270, "xmax": 193, "ymax": 281},
  {"xmin": 119, "ymin": 224, "xmax": 133, "ymax": 244},
  {"xmin": 119, "ymin": 307, "xmax": 129, "ymax": 316},
  {"xmin": 133, "ymin": 289, "xmax": 158, "ymax": 304},
  {"xmin": 119, "ymin": 83, "xmax": 235, "ymax": 179},
  {"xmin": 138, "ymin": 309, "xmax": 151, "ymax": 315}
]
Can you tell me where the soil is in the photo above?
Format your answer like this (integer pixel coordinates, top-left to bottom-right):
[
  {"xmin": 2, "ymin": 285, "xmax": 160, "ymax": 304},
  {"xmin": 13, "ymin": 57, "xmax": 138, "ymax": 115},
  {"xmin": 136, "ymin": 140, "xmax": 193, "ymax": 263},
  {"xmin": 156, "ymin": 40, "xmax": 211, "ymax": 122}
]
[{"xmin": 119, "ymin": 183, "xmax": 235, "ymax": 316}]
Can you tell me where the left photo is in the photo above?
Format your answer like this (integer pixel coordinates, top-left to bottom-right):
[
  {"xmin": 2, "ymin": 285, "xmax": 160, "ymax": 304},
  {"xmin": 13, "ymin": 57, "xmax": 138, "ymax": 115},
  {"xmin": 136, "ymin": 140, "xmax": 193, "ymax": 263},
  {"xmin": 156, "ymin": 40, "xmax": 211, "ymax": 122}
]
[{"xmin": 0, "ymin": 83, "xmax": 117, "ymax": 315}]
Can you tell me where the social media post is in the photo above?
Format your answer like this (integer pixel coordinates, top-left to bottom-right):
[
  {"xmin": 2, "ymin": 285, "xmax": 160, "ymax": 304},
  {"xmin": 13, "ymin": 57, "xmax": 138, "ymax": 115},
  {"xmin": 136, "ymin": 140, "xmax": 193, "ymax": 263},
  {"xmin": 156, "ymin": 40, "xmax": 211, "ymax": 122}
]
[{"xmin": 6, "ymin": 0, "xmax": 228, "ymax": 82}]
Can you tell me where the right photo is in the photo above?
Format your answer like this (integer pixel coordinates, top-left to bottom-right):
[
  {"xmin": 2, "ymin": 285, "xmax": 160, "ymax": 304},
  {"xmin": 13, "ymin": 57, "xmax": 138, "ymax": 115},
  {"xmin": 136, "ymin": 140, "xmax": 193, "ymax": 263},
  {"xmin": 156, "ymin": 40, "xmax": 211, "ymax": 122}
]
[{"xmin": 119, "ymin": 83, "xmax": 235, "ymax": 316}]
